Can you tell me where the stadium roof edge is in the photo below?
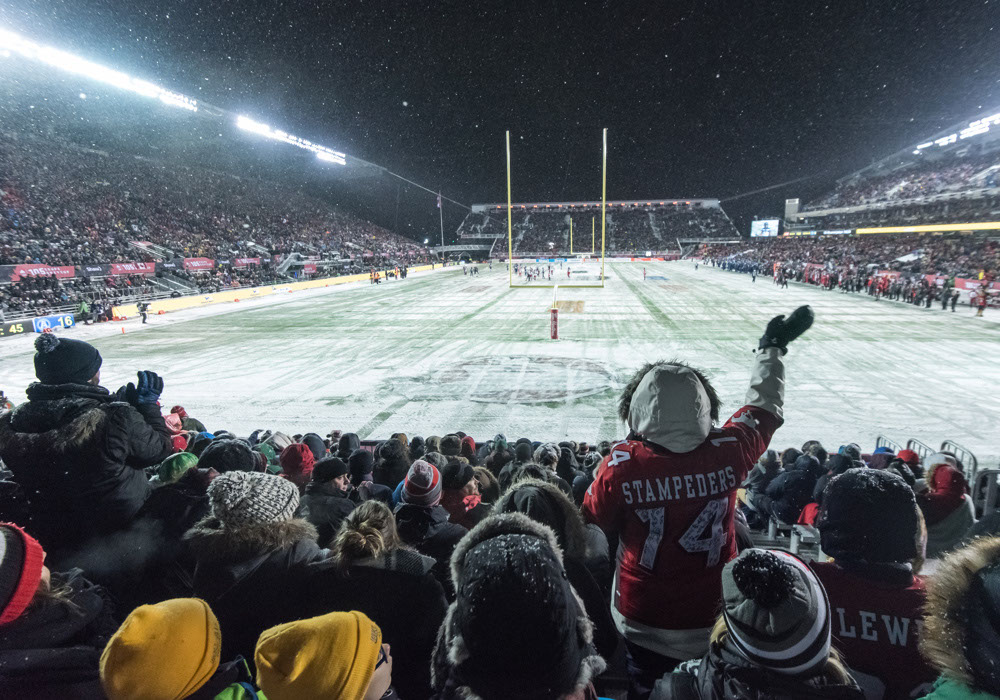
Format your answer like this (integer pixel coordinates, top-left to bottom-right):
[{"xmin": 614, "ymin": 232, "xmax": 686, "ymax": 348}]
[
  {"xmin": 840, "ymin": 104, "xmax": 1000, "ymax": 183},
  {"xmin": 470, "ymin": 198, "xmax": 720, "ymax": 212}
]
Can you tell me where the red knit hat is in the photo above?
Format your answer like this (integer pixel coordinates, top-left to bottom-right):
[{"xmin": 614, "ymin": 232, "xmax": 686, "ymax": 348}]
[
  {"xmin": 0, "ymin": 523, "xmax": 46, "ymax": 625},
  {"xmin": 279, "ymin": 443, "xmax": 315, "ymax": 477},
  {"xmin": 170, "ymin": 405, "xmax": 188, "ymax": 419},
  {"xmin": 897, "ymin": 449, "xmax": 921, "ymax": 466}
]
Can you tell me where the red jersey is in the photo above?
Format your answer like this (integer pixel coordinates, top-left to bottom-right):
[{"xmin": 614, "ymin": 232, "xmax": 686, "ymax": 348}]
[
  {"xmin": 582, "ymin": 405, "xmax": 779, "ymax": 633},
  {"xmin": 810, "ymin": 562, "xmax": 936, "ymax": 700}
]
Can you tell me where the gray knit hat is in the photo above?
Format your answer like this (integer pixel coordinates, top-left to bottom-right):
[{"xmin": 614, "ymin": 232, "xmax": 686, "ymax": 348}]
[
  {"xmin": 207, "ymin": 471, "xmax": 299, "ymax": 527},
  {"xmin": 721, "ymin": 548, "xmax": 831, "ymax": 676}
]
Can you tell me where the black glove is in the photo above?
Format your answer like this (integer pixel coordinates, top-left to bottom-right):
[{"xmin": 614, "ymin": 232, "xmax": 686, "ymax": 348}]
[{"xmin": 758, "ymin": 305, "xmax": 814, "ymax": 354}]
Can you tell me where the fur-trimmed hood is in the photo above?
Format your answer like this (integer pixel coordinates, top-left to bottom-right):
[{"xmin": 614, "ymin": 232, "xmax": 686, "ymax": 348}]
[
  {"xmin": 431, "ymin": 513, "xmax": 606, "ymax": 699},
  {"xmin": 921, "ymin": 536, "xmax": 1000, "ymax": 696},
  {"xmin": 184, "ymin": 517, "xmax": 319, "ymax": 562},
  {"xmin": 494, "ymin": 478, "xmax": 590, "ymax": 561}
]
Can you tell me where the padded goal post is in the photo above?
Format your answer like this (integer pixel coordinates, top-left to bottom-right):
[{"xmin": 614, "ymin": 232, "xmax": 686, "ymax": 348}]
[{"xmin": 505, "ymin": 128, "xmax": 608, "ymax": 288}]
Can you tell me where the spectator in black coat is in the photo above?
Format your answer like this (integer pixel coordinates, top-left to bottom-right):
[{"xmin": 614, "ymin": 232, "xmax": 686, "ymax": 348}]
[
  {"xmin": 303, "ymin": 501, "xmax": 447, "ymax": 698},
  {"xmin": 761, "ymin": 454, "xmax": 825, "ymax": 524},
  {"xmin": 0, "ymin": 336, "xmax": 172, "ymax": 564},
  {"xmin": 393, "ymin": 461, "xmax": 468, "ymax": 595},
  {"xmin": 0, "ymin": 523, "xmax": 116, "ymax": 699},
  {"xmin": 347, "ymin": 448, "xmax": 394, "ymax": 506},
  {"xmin": 811, "ymin": 454, "xmax": 859, "ymax": 505},
  {"xmin": 494, "ymin": 478, "xmax": 617, "ymax": 660},
  {"xmin": 336, "ymin": 432, "xmax": 361, "ymax": 461},
  {"xmin": 184, "ymin": 471, "xmax": 328, "ymax": 667},
  {"xmin": 299, "ymin": 456, "xmax": 356, "ymax": 546},
  {"xmin": 483, "ymin": 434, "xmax": 514, "ymax": 477},
  {"xmin": 373, "ymin": 438, "xmax": 410, "ymax": 490}
]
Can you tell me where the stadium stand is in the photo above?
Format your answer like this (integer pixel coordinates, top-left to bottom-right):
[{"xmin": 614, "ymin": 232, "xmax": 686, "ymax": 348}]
[
  {"xmin": 463, "ymin": 200, "xmax": 739, "ymax": 257},
  {"xmin": 0, "ymin": 325, "xmax": 997, "ymax": 699}
]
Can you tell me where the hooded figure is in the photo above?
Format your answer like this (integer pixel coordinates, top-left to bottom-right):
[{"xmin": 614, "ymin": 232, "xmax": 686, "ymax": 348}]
[
  {"xmin": 336, "ymin": 433, "xmax": 361, "ymax": 461},
  {"xmin": 483, "ymin": 434, "xmax": 513, "ymax": 477},
  {"xmin": 583, "ymin": 305, "xmax": 810, "ymax": 690},
  {"xmin": 494, "ymin": 479, "xmax": 616, "ymax": 659},
  {"xmin": 184, "ymin": 472, "xmax": 327, "ymax": 667},
  {"xmin": 919, "ymin": 454, "xmax": 974, "ymax": 558},
  {"xmin": 431, "ymin": 514, "xmax": 606, "ymax": 699},
  {"xmin": 761, "ymin": 454, "xmax": 825, "ymax": 524},
  {"xmin": 373, "ymin": 439, "xmax": 411, "ymax": 490},
  {"xmin": 920, "ymin": 536, "xmax": 1000, "ymax": 700},
  {"xmin": 0, "ymin": 336, "xmax": 172, "ymax": 560},
  {"xmin": 300, "ymin": 433, "xmax": 328, "ymax": 462}
]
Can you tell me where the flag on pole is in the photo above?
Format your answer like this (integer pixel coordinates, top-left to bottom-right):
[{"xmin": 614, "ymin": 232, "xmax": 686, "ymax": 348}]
[{"xmin": 437, "ymin": 192, "xmax": 442, "ymax": 209}]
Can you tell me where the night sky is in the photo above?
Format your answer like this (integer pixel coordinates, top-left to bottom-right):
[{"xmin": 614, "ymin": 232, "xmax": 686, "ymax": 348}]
[{"xmin": 3, "ymin": 0, "xmax": 999, "ymax": 238}]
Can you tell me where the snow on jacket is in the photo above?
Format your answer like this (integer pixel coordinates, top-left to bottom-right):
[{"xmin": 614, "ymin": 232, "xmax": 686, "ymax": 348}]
[
  {"xmin": 0, "ymin": 570, "xmax": 117, "ymax": 699},
  {"xmin": 0, "ymin": 382, "xmax": 172, "ymax": 557},
  {"xmin": 394, "ymin": 502, "xmax": 468, "ymax": 595}
]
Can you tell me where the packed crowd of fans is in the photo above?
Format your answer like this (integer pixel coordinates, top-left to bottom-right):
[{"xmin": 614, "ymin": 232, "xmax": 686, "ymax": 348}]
[
  {"xmin": 480, "ymin": 204, "xmax": 738, "ymax": 258},
  {"xmin": 702, "ymin": 233, "xmax": 999, "ymax": 280},
  {"xmin": 0, "ymin": 273, "xmax": 157, "ymax": 318},
  {"xmin": 797, "ymin": 194, "xmax": 1000, "ymax": 231},
  {"xmin": 0, "ymin": 308, "xmax": 998, "ymax": 699},
  {"xmin": 804, "ymin": 149, "xmax": 1000, "ymax": 211},
  {"xmin": 0, "ymin": 132, "xmax": 429, "ymax": 267}
]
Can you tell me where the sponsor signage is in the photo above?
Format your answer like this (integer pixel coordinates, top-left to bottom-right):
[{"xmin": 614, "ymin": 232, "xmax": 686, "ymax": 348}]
[
  {"xmin": 233, "ymin": 257, "xmax": 261, "ymax": 267},
  {"xmin": 79, "ymin": 264, "xmax": 111, "ymax": 277},
  {"xmin": 0, "ymin": 321, "xmax": 29, "ymax": 337},
  {"xmin": 6, "ymin": 264, "xmax": 76, "ymax": 282},
  {"xmin": 183, "ymin": 257, "xmax": 215, "ymax": 270},
  {"xmin": 31, "ymin": 314, "xmax": 75, "ymax": 333},
  {"xmin": 109, "ymin": 262, "xmax": 157, "ymax": 275}
]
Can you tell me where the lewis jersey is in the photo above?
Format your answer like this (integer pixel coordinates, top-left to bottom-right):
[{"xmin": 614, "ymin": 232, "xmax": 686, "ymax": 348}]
[{"xmin": 582, "ymin": 405, "xmax": 780, "ymax": 632}]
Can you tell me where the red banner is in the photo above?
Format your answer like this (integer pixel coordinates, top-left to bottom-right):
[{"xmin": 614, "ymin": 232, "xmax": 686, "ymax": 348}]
[
  {"xmin": 9, "ymin": 264, "xmax": 76, "ymax": 282},
  {"xmin": 109, "ymin": 262, "xmax": 156, "ymax": 275},
  {"xmin": 233, "ymin": 257, "xmax": 261, "ymax": 268},
  {"xmin": 183, "ymin": 257, "xmax": 215, "ymax": 270},
  {"xmin": 302, "ymin": 262, "xmax": 317, "ymax": 274}
]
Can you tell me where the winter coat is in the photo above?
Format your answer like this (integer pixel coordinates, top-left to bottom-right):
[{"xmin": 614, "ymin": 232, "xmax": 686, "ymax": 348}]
[
  {"xmin": 483, "ymin": 448, "xmax": 513, "ymax": 477},
  {"xmin": 336, "ymin": 432, "xmax": 361, "ymax": 461},
  {"xmin": 743, "ymin": 462, "xmax": 781, "ymax": 497},
  {"xmin": 299, "ymin": 480, "xmax": 357, "ymax": 546},
  {"xmin": 0, "ymin": 570, "xmax": 117, "ymax": 699},
  {"xmin": 556, "ymin": 447, "xmax": 585, "ymax": 485},
  {"xmin": 652, "ymin": 641, "xmax": 864, "ymax": 700},
  {"xmin": 926, "ymin": 496, "xmax": 976, "ymax": 558},
  {"xmin": 394, "ymin": 503, "xmax": 468, "ymax": 595},
  {"xmin": 352, "ymin": 480, "xmax": 394, "ymax": 507},
  {"xmin": 185, "ymin": 518, "xmax": 328, "ymax": 667},
  {"xmin": 440, "ymin": 489, "xmax": 491, "ymax": 530},
  {"xmin": 0, "ymin": 382, "xmax": 173, "ymax": 557},
  {"xmin": 920, "ymin": 677, "xmax": 1000, "ymax": 700},
  {"xmin": 763, "ymin": 461, "xmax": 824, "ymax": 524},
  {"xmin": 919, "ymin": 464, "xmax": 969, "ymax": 526},
  {"xmin": 494, "ymin": 479, "xmax": 618, "ymax": 659},
  {"xmin": 373, "ymin": 441, "xmax": 411, "ymax": 490},
  {"xmin": 303, "ymin": 548, "xmax": 447, "ymax": 698}
]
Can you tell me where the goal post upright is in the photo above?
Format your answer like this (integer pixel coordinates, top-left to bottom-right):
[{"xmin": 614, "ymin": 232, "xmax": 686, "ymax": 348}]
[
  {"xmin": 570, "ymin": 217, "xmax": 573, "ymax": 255},
  {"xmin": 506, "ymin": 130, "xmax": 513, "ymax": 288},
  {"xmin": 601, "ymin": 127, "xmax": 607, "ymax": 286}
]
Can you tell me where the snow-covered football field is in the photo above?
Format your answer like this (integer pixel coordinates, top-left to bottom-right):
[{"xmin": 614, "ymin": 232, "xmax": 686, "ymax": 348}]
[{"xmin": 2, "ymin": 261, "xmax": 998, "ymax": 464}]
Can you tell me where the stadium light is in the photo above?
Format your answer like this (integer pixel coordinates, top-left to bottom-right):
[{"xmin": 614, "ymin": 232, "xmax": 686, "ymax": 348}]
[
  {"xmin": 0, "ymin": 27, "xmax": 197, "ymax": 112},
  {"xmin": 236, "ymin": 115, "xmax": 346, "ymax": 164}
]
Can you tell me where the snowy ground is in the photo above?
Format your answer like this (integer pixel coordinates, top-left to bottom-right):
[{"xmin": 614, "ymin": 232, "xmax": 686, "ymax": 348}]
[{"xmin": 3, "ymin": 261, "xmax": 998, "ymax": 465}]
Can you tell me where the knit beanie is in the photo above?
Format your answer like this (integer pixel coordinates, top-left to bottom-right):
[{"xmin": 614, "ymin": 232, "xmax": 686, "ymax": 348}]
[
  {"xmin": 170, "ymin": 405, "xmax": 188, "ymax": 420},
  {"xmin": 402, "ymin": 460, "xmax": 443, "ymax": 506},
  {"xmin": 0, "ymin": 523, "xmax": 45, "ymax": 625},
  {"xmin": 440, "ymin": 434, "xmax": 462, "ymax": 457},
  {"xmin": 338, "ymin": 433, "xmax": 361, "ymax": 459},
  {"xmin": 515, "ymin": 442, "xmax": 533, "ymax": 463},
  {"xmin": 313, "ymin": 457, "xmax": 349, "ymax": 483},
  {"xmin": 839, "ymin": 444, "xmax": 862, "ymax": 461},
  {"xmin": 189, "ymin": 433, "xmax": 216, "ymax": 458},
  {"xmin": 348, "ymin": 449, "xmax": 375, "ymax": 482},
  {"xmin": 721, "ymin": 548, "xmax": 831, "ymax": 676},
  {"xmin": 437, "ymin": 514, "xmax": 605, "ymax": 699},
  {"xmin": 460, "ymin": 436, "xmax": 478, "ymax": 461},
  {"xmin": 253, "ymin": 443, "xmax": 281, "ymax": 474},
  {"xmin": 422, "ymin": 451, "xmax": 447, "ymax": 469},
  {"xmin": 255, "ymin": 610, "xmax": 382, "ymax": 700},
  {"xmin": 781, "ymin": 447, "xmax": 802, "ymax": 466},
  {"xmin": 817, "ymin": 468, "xmax": 919, "ymax": 564},
  {"xmin": 301, "ymin": 433, "xmax": 328, "ymax": 462},
  {"xmin": 533, "ymin": 443, "xmax": 560, "ymax": 467},
  {"xmin": 198, "ymin": 439, "xmax": 256, "ymax": 473},
  {"xmin": 825, "ymin": 454, "xmax": 854, "ymax": 476},
  {"xmin": 896, "ymin": 449, "xmax": 921, "ymax": 467},
  {"xmin": 157, "ymin": 452, "xmax": 199, "ymax": 485},
  {"xmin": 279, "ymin": 443, "xmax": 315, "ymax": 479},
  {"xmin": 100, "ymin": 598, "xmax": 221, "ymax": 700},
  {"xmin": 207, "ymin": 472, "xmax": 299, "ymax": 528},
  {"xmin": 32, "ymin": 333, "xmax": 102, "ymax": 385},
  {"xmin": 409, "ymin": 436, "xmax": 425, "ymax": 459},
  {"xmin": 442, "ymin": 460, "xmax": 475, "ymax": 491}
]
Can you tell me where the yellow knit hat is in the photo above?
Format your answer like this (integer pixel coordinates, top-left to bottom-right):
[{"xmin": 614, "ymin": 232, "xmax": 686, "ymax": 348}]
[
  {"xmin": 255, "ymin": 610, "xmax": 382, "ymax": 700},
  {"xmin": 100, "ymin": 598, "xmax": 221, "ymax": 700}
]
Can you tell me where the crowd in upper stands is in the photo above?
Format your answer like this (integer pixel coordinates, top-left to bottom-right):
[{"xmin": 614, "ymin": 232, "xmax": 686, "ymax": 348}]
[
  {"xmin": 804, "ymin": 149, "xmax": 1000, "ymax": 211},
  {"xmin": 0, "ymin": 273, "xmax": 156, "ymax": 318},
  {"xmin": 702, "ymin": 233, "xmax": 999, "ymax": 280},
  {"xmin": 0, "ymin": 309, "xmax": 998, "ymax": 700},
  {"xmin": 0, "ymin": 132, "xmax": 428, "ymax": 266}
]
